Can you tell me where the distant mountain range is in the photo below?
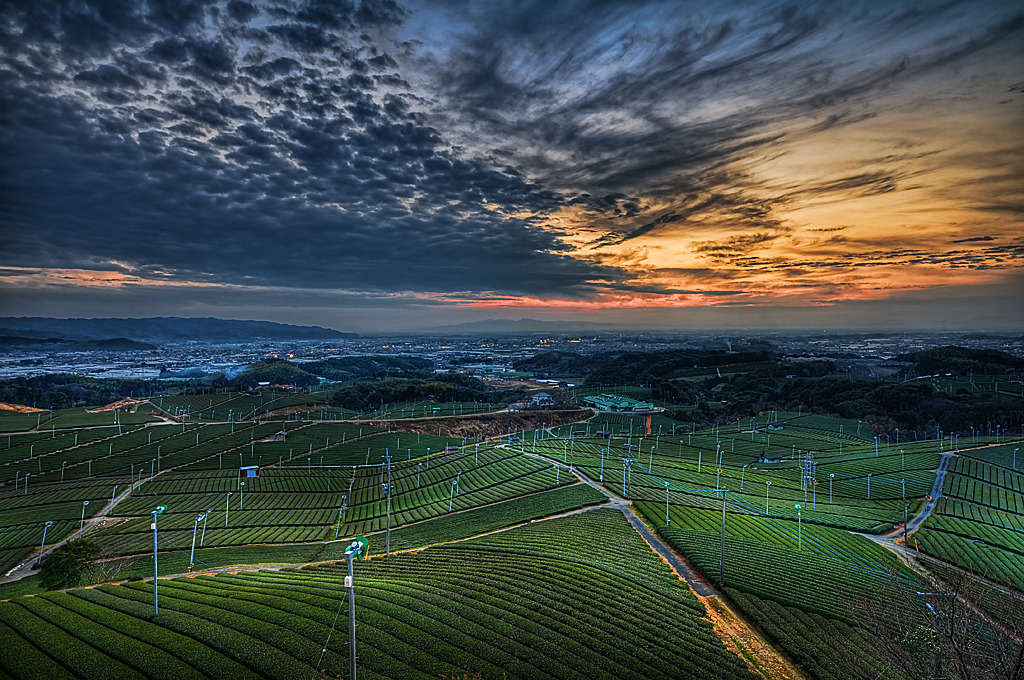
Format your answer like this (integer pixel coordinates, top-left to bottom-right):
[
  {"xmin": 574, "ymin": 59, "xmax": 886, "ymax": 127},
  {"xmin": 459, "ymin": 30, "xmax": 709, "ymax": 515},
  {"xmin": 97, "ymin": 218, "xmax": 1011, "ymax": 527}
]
[{"xmin": 0, "ymin": 317, "xmax": 356, "ymax": 344}]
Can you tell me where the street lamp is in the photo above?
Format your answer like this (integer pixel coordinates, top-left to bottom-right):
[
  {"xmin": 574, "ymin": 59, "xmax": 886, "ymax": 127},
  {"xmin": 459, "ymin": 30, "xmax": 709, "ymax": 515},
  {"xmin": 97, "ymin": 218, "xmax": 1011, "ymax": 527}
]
[
  {"xmin": 240, "ymin": 481, "xmax": 245, "ymax": 509},
  {"xmin": 80, "ymin": 500, "xmax": 90, "ymax": 532},
  {"xmin": 225, "ymin": 492, "xmax": 232, "ymax": 527},
  {"xmin": 151, "ymin": 505, "xmax": 166, "ymax": 616},
  {"xmin": 1014, "ymin": 448, "xmax": 1018, "ymax": 468},
  {"xmin": 867, "ymin": 473, "xmax": 871, "ymax": 500},
  {"xmin": 61, "ymin": 461, "xmax": 67, "ymax": 483},
  {"xmin": 189, "ymin": 513, "xmax": 205, "ymax": 571},
  {"xmin": 795, "ymin": 504, "xmax": 802, "ymax": 550},
  {"xmin": 741, "ymin": 464, "xmax": 748, "ymax": 490},
  {"xmin": 449, "ymin": 480, "xmax": 457, "ymax": 513},
  {"xmin": 38, "ymin": 520, "xmax": 53, "ymax": 565},
  {"xmin": 765, "ymin": 481, "xmax": 771, "ymax": 515}
]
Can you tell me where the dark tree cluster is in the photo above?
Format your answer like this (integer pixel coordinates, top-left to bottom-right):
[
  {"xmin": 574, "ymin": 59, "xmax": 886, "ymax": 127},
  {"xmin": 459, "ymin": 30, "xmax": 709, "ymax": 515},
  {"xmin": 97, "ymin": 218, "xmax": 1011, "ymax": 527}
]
[
  {"xmin": 329, "ymin": 373, "xmax": 518, "ymax": 411},
  {"xmin": 897, "ymin": 346, "xmax": 1024, "ymax": 376},
  {"xmin": 0, "ymin": 375, "xmax": 164, "ymax": 408}
]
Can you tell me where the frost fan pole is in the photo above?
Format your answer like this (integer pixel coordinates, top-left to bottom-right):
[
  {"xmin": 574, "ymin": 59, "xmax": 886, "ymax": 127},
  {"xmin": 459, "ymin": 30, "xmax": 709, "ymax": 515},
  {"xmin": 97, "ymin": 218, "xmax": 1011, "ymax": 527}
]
[
  {"xmin": 344, "ymin": 536, "xmax": 368, "ymax": 680},
  {"xmin": 347, "ymin": 552, "xmax": 356, "ymax": 680},
  {"xmin": 719, "ymin": 493, "xmax": 726, "ymax": 588}
]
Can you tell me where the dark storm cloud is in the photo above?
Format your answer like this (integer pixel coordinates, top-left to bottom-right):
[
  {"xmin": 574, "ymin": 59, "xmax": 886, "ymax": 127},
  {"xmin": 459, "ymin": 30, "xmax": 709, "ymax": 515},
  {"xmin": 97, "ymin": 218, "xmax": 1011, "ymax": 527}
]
[
  {"xmin": 952, "ymin": 236, "xmax": 997, "ymax": 243},
  {"xmin": 418, "ymin": 0, "xmax": 1024, "ymax": 241},
  {"xmin": 0, "ymin": 0, "xmax": 626, "ymax": 301}
]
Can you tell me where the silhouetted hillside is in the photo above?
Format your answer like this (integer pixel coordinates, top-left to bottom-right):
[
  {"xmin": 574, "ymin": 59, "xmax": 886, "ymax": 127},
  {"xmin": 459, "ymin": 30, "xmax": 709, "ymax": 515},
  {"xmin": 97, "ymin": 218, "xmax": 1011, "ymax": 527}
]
[{"xmin": 0, "ymin": 317, "xmax": 355, "ymax": 342}]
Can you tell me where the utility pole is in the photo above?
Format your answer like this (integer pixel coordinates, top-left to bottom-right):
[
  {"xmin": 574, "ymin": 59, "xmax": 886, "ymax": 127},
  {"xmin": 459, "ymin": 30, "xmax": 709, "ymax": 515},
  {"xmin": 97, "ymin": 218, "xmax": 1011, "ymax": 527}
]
[
  {"xmin": 384, "ymin": 455, "xmax": 393, "ymax": 557},
  {"xmin": 719, "ymin": 493, "xmax": 726, "ymax": 588}
]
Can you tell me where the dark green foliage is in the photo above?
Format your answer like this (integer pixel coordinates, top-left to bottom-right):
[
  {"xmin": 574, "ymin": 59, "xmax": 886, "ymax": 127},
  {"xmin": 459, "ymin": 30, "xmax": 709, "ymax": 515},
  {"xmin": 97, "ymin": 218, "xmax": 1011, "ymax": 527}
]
[
  {"xmin": 0, "ymin": 374, "xmax": 167, "ymax": 409},
  {"xmin": 301, "ymin": 355, "xmax": 434, "ymax": 381},
  {"xmin": 513, "ymin": 350, "xmax": 608, "ymax": 377},
  {"xmin": 897, "ymin": 346, "xmax": 1024, "ymax": 375},
  {"xmin": 232, "ymin": 361, "xmax": 318, "ymax": 388},
  {"xmin": 582, "ymin": 349, "xmax": 777, "ymax": 385},
  {"xmin": 38, "ymin": 538, "xmax": 102, "ymax": 590},
  {"xmin": 329, "ymin": 372, "xmax": 513, "ymax": 410}
]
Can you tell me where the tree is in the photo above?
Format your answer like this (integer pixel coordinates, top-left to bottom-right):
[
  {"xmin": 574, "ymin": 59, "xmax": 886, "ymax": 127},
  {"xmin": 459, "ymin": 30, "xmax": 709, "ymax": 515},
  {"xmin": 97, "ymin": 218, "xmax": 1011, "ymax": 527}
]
[
  {"xmin": 38, "ymin": 538, "xmax": 102, "ymax": 590},
  {"xmin": 833, "ymin": 567, "xmax": 1024, "ymax": 680}
]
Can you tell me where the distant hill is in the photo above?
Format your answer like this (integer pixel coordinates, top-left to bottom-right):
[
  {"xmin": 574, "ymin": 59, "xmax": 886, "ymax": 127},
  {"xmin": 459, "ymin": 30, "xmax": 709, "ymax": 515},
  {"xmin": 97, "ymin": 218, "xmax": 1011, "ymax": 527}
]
[
  {"xmin": 0, "ymin": 335, "xmax": 157, "ymax": 351},
  {"xmin": 0, "ymin": 317, "xmax": 356, "ymax": 343}
]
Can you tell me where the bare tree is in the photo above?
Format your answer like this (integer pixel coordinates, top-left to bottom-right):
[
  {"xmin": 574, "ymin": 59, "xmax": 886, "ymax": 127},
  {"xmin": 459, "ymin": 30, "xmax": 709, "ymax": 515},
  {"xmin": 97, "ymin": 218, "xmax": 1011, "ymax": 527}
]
[
  {"xmin": 88, "ymin": 553, "xmax": 137, "ymax": 584},
  {"xmin": 835, "ymin": 567, "xmax": 1024, "ymax": 680}
]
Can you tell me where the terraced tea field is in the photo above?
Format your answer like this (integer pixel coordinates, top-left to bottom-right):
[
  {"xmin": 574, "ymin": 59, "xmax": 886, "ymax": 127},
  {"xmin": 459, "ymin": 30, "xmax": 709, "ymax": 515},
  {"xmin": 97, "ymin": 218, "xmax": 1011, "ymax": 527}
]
[
  {"xmin": 2, "ymin": 400, "xmax": 1021, "ymax": 680},
  {"xmin": 0, "ymin": 510, "xmax": 755, "ymax": 680}
]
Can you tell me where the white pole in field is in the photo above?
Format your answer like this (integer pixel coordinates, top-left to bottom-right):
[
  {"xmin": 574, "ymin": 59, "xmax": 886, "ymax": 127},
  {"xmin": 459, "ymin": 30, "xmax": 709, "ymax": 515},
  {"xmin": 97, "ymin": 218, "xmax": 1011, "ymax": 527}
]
[
  {"xmin": 38, "ymin": 520, "xmax": 53, "ymax": 565},
  {"xmin": 664, "ymin": 482, "xmax": 670, "ymax": 525}
]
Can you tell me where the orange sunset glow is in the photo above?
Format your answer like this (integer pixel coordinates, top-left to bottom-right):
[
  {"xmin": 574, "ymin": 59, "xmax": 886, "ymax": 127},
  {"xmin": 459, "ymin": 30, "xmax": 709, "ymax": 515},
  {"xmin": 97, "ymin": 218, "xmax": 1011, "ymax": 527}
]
[{"xmin": 0, "ymin": 1, "xmax": 1020, "ymax": 331}]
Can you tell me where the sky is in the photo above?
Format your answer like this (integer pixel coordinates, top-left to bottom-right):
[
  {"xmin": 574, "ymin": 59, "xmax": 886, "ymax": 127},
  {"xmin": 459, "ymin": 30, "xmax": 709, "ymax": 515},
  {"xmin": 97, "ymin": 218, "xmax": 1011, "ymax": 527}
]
[{"xmin": 0, "ymin": 0, "xmax": 1021, "ymax": 333}]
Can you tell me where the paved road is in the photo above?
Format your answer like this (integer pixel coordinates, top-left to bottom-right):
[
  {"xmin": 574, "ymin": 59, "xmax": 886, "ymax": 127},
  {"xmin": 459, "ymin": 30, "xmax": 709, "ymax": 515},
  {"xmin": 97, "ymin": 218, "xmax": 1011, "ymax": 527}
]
[
  {"xmin": 908, "ymin": 452, "xmax": 953, "ymax": 533},
  {"xmin": 871, "ymin": 452, "xmax": 953, "ymax": 544}
]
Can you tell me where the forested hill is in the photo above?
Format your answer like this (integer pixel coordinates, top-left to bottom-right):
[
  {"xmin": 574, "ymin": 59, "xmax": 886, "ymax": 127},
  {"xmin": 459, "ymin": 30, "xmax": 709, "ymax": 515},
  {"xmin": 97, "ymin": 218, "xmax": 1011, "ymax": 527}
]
[
  {"xmin": 515, "ymin": 349, "xmax": 776, "ymax": 382},
  {"xmin": 0, "ymin": 317, "xmax": 355, "ymax": 342},
  {"xmin": 896, "ymin": 346, "xmax": 1024, "ymax": 375}
]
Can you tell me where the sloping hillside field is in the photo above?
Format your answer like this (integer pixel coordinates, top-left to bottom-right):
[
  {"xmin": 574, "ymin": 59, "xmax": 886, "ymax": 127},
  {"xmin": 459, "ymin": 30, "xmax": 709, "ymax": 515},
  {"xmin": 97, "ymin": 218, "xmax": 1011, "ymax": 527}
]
[{"xmin": 0, "ymin": 509, "xmax": 754, "ymax": 680}]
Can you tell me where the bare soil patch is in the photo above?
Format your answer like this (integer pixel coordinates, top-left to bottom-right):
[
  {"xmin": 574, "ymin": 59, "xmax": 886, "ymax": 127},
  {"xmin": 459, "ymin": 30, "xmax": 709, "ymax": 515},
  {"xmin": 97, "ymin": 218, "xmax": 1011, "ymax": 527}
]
[
  {"xmin": 698, "ymin": 594, "xmax": 810, "ymax": 680},
  {"xmin": 363, "ymin": 409, "xmax": 592, "ymax": 438},
  {"xmin": 0, "ymin": 402, "xmax": 47, "ymax": 413},
  {"xmin": 86, "ymin": 398, "xmax": 146, "ymax": 413}
]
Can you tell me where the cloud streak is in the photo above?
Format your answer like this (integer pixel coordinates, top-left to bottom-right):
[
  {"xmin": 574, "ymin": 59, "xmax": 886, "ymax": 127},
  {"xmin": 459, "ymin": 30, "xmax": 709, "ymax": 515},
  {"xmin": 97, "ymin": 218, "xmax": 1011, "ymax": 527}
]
[{"xmin": 0, "ymin": 0, "xmax": 1021, "ymax": 329}]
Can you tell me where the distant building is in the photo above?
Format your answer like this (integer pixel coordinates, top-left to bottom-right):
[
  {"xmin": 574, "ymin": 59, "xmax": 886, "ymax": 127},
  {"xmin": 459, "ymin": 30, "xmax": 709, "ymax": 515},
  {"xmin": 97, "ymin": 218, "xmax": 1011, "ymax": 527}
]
[
  {"xmin": 532, "ymin": 392, "xmax": 554, "ymax": 406},
  {"xmin": 240, "ymin": 465, "xmax": 260, "ymax": 478},
  {"xmin": 584, "ymin": 394, "xmax": 654, "ymax": 412},
  {"xmin": 757, "ymin": 453, "xmax": 782, "ymax": 464}
]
